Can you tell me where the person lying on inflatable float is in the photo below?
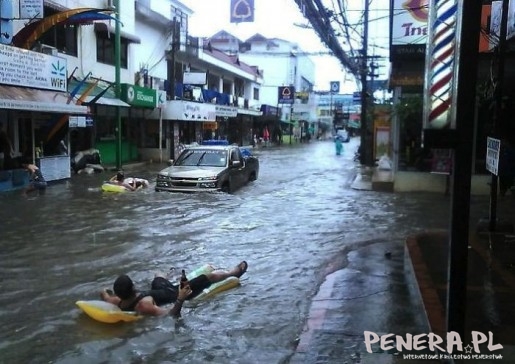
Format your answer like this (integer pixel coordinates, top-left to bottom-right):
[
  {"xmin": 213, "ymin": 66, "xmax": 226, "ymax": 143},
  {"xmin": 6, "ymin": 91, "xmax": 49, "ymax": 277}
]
[
  {"xmin": 108, "ymin": 171, "xmax": 139, "ymax": 191},
  {"xmin": 99, "ymin": 261, "xmax": 248, "ymax": 317}
]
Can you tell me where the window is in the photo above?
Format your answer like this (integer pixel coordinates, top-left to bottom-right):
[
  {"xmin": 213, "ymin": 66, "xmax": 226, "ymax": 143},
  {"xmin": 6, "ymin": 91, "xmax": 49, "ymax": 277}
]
[
  {"xmin": 96, "ymin": 32, "xmax": 129, "ymax": 69},
  {"xmin": 253, "ymin": 87, "xmax": 259, "ymax": 100},
  {"xmin": 39, "ymin": 6, "xmax": 78, "ymax": 56}
]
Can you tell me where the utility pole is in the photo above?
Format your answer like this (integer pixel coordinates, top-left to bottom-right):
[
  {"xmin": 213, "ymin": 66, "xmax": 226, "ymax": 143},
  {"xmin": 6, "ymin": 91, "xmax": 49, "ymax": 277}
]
[
  {"xmin": 115, "ymin": 0, "xmax": 122, "ymax": 170},
  {"xmin": 359, "ymin": 0, "xmax": 372, "ymax": 166},
  {"xmin": 489, "ymin": 0, "xmax": 509, "ymax": 231},
  {"xmin": 168, "ymin": 18, "xmax": 180, "ymax": 100}
]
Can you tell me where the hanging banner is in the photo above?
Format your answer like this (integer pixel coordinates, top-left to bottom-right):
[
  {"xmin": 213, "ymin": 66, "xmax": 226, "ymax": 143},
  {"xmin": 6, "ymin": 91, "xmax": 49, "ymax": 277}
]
[{"xmin": 230, "ymin": 0, "xmax": 254, "ymax": 23}]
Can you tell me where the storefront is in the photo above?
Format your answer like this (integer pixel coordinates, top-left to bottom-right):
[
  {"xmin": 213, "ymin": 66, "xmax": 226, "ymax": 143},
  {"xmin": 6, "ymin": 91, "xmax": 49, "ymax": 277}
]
[
  {"xmin": 118, "ymin": 83, "xmax": 159, "ymax": 163},
  {"xmin": 255, "ymin": 104, "xmax": 280, "ymax": 144},
  {"xmin": 0, "ymin": 44, "xmax": 88, "ymax": 191},
  {"xmin": 149, "ymin": 100, "xmax": 216, "ymax": 160},
  {"xmin": 215, "ymin": 105, "xmax": 238, "ymax": 142},
  {"xmin": 67, "ymin": 78, "xmax": 132, "ymax": 166}
]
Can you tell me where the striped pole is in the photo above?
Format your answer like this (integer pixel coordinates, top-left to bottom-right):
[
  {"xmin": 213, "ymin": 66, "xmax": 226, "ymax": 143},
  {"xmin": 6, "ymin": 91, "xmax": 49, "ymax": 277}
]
[{"xmin": 424, "ymin": 0, "xmax": 458, "ymax": 129}]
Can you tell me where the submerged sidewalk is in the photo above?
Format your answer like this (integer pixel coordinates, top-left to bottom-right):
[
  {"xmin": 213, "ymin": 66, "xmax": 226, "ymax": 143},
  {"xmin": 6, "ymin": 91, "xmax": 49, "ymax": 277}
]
[
  {"xmin": 289, "ymin": 238, "xmax": 441, "ymax": 364},
  {"xmin": 289, "ymin": 182, "xmax": 515, "ymax": 363},
  {"xmin": 289, "ymin": 228, "xmax": 515, "ymax": 363}
]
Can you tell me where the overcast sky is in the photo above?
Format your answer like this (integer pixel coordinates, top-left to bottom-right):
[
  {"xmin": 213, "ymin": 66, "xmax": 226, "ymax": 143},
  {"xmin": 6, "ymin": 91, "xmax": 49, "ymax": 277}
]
[{"xmin": 180, "ymin": 0, "xmax": 361, "ymax": 92}]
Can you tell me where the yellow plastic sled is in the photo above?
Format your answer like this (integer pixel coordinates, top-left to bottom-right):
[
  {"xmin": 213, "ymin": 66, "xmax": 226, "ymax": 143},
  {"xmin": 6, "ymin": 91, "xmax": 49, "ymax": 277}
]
[{"xmin": 76, "ymin": 264, "xmax": 240, "ymax": 324}]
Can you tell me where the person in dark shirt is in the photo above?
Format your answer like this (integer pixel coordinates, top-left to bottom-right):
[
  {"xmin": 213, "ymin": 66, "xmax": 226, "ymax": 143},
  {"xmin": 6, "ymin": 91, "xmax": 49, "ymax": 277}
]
[{"xmin": 100, "ymin": 261, "xmax": 248, "ymax": 317}]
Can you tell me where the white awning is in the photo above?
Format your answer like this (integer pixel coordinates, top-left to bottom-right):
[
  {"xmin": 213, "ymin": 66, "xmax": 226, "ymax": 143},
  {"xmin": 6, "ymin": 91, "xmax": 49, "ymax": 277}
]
[
  {"xmin": 79, "ymin": 95, "xmax": 131, "ymax": 108},
  {"xmin": 0, "ymin": 85, "xmax": 88, "ymax": 114}
]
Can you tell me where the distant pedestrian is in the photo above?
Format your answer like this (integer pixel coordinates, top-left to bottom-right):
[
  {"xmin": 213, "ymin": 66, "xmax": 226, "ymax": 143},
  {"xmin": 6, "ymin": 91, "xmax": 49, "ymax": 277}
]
[{"xmin": 335, "ymin": 137, "xmax": 344, "ymax": 155}]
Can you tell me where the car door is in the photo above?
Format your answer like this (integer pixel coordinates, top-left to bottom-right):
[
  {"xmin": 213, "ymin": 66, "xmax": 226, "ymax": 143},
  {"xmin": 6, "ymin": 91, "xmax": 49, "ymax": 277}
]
[{"xmin": 229, "ymin": 148, "xmax": 246, "ymax": 189}]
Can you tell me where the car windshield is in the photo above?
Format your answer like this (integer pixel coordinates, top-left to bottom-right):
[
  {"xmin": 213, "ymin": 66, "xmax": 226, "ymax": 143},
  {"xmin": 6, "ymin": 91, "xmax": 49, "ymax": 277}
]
[{"xmin": 174, "ymin": 149, "xmax": 227, "ymax": 167}]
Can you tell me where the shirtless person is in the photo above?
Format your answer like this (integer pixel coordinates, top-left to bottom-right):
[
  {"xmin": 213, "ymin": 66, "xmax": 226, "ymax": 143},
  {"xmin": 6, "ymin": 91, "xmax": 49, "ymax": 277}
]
[
  {"xmin": 109, "ymin": 171, "xmax": 138, "ymax": 191},
  {"xmin": 100, "ymin": 261, "xmax": 248, "ymax": 317}
]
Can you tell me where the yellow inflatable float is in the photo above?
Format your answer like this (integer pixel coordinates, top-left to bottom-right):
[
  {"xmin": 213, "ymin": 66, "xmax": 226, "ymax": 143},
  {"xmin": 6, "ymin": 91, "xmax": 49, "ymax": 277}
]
[
  {"xmin": 76, "ymin": 264, "xmax": 240, "ymax": 323},
  {"xmin": 101, "ymin": 177, "xmax": 149, "ymax": 193}
]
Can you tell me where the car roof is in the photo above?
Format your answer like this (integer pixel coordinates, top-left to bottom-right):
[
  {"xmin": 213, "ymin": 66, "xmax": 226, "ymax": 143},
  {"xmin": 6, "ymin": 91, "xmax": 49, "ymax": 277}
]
[{"xmin": 185, "ymin": 146, "xmax": 233, "ymax": 151}]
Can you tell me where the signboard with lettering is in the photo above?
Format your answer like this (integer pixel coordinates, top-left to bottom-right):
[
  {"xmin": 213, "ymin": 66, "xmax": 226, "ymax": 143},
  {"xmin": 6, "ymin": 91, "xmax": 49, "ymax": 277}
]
[
  {"xmin": 20, "ymin": 0, "xmax": 44, "ymax": 19},
  {"xmin": 161, "ymin": 100, "xmax": 216, "ymax": 121},
  {"xmin": 120, "ymin": 83, "xmax": 157, "ymax": 108},
  {"xmin": 0, "ymin": 0, "xmax": 44, "ymax": 19},
  {"xmin": 390, "ymin": 0, "xmax": 428, "ymax": 59},
  {"xmin": 215, "ymin": 105, "xmax": 238, "ymax": 117},
  {"xmin": 486, "ymin": 137, "xmax": 501, "ymax": 176},
  {"xmin": 0, "ymin": 44, "xmax": 67, "ymax": 91}
]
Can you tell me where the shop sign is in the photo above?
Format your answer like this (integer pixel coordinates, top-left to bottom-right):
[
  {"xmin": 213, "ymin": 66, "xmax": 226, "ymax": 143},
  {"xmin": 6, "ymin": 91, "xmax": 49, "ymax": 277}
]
[
  {"xmin": 391, "ymin": 0, "xmax": 428, "ymax": 46},
  {"xmin": 215, "ymin": 105, "xmax": 237, "ymax": 117},
  {"xmin": 161, "ymin": 100, "xmax": 216, "ymax": 121},
  {"xmin": 120, "ymin": 83, "xmax": 157, "ymax": 108},
  {"xmin": 0, "ymin": 43, "xmax": 67, "ymax": 91},
  {"xmin": 0, "ymin": 98, "xmax": 85, "ymax": 113},
  {"xmin": 278, "ymin": 86, "xmax": 295, "ymax": 104}
]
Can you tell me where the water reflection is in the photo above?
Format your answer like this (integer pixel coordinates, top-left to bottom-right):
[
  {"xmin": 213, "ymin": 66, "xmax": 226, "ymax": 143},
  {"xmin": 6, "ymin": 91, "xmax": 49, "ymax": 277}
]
[{"xmin": 0, "ymin": 139, "xmax": 456, "ymax": 363}]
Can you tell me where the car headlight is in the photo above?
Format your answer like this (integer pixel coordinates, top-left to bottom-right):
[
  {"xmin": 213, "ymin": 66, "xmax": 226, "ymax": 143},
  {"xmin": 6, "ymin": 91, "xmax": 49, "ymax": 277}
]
[
  {"xmin": 157, "ymin": 174, "xmax": 170, "ymax": 180},
  {"xmin": 198, "ymin": 176, "xmax": 217, "ymax": 181}
]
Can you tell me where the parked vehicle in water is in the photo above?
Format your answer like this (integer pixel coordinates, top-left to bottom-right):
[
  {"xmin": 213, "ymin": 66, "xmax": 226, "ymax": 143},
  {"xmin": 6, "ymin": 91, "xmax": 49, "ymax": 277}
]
[{"xmin": 155, "ymin": 145, "xmax": 259, "ymax": 193}]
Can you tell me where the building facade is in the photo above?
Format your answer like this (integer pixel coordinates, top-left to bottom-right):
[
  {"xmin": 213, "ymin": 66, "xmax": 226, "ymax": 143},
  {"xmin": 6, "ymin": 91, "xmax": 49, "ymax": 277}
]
[{"xmin": 0, "ymin": 0, "xmax": 265, "ymax": 192}]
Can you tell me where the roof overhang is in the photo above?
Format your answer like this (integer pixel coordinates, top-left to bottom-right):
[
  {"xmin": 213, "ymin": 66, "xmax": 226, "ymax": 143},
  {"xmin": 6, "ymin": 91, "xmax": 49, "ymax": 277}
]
[{"xmin": 0, "ymin": 85, "xmax": 88, "ymax": 114}]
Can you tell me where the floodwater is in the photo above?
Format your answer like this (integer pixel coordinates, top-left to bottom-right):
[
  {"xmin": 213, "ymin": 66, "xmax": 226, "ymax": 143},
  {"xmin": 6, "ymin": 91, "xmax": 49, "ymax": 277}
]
[{"xmin": 0, "ymin": 138, "xmax": 460, "ymax": 363}]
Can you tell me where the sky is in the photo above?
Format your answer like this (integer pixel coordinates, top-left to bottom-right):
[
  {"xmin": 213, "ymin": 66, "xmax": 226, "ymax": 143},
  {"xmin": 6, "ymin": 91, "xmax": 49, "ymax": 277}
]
[{"xmin": 179, "ymin": 0, "xmax": 388, "ymax": 93}]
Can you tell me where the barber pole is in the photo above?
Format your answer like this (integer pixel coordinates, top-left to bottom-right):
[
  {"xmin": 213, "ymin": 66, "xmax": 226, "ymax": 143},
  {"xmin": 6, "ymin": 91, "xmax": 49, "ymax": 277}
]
[{"xmin": 424, "ymin": 0, "xmax": 458, "ymax": 129}]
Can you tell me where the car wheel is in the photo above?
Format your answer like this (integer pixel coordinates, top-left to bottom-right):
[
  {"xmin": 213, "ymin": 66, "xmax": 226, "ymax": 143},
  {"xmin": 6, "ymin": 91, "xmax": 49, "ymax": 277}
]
[
  {"xmin": 248, "ymin": 172, "xmax": 257, "ymax": 182},
  {"xmin": 221, "ymin": 182, "xmax": 231, "ymax": 193}
]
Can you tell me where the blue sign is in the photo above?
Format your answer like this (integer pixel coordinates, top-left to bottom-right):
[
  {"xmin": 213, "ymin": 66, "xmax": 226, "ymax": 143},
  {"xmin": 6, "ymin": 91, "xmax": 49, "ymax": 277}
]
[
  {"xmin": 278, "ymin": 86, "xmax": 295, "ymax": 104},
  {"xmin": 352, "ymin": 91, "xmax": 361, "ymax": 103},
  {"xmin": 230, "ymin": 0, "xmax": 254, "ymax": 23},
  {"xmin": 330, "ymin": 81, "xmax": 340, "ymax": 93}
]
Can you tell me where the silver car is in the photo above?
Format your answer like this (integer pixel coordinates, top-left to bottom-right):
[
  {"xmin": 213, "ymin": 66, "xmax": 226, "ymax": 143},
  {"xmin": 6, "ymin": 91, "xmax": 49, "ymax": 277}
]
[{"xmin": 155, "ymin": 145, "xmax": 259, "ymax": 193}]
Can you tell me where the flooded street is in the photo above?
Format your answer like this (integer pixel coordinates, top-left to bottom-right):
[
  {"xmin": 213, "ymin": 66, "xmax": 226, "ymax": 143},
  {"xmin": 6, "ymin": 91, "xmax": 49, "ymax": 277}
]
[{"xmin": 0, "ymin": 138, "xmax": 458, "ymax": 364}]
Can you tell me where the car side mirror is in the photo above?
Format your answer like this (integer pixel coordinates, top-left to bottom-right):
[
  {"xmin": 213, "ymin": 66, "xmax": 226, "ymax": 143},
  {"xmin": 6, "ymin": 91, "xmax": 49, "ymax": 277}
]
[{"xmin": 167, "ymin": 159, "xmax": 174, "ymax": 166}]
